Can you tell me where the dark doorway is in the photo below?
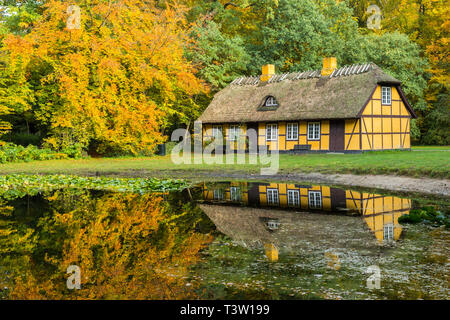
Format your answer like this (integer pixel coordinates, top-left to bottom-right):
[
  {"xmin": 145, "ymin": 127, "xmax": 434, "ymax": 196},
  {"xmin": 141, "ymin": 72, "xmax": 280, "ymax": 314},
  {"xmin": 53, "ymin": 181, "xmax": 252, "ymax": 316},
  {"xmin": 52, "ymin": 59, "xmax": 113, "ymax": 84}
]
[
  {"xmin": 329, "ymin": 120, "xmax": 345, "ymax": 152},
  {"xmin": 246, "ymin": 123, "xmax": 259, "ymax": 151},
  {"xmin": 330, "ymin": 188, "xmax": 347, "ymax": 210}
]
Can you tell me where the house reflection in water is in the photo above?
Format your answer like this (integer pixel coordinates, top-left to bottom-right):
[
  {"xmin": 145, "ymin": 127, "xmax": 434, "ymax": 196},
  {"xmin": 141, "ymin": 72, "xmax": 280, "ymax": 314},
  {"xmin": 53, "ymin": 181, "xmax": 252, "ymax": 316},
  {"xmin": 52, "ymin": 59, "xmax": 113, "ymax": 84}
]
[{"xmin": 200, "ymin": 182, "xmax": 411, "ymax": 246}]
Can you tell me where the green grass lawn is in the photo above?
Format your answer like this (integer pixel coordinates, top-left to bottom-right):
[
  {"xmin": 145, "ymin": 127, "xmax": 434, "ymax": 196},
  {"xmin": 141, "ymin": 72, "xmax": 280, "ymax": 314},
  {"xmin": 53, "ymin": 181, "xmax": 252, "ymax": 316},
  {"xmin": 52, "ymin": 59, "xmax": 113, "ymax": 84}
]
[{"xmin": 0, "ymin": 146, "xmax": 448, "ymax": 179}]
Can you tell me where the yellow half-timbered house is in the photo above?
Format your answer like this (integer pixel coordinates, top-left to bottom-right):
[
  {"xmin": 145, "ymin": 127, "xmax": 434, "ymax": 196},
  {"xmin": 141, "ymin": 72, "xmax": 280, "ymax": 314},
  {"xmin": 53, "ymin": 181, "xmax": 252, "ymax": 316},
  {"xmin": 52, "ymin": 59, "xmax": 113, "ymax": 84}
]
[{"xmin": 198, "ymin": 58, "xmax": 416, "ymax": 152}]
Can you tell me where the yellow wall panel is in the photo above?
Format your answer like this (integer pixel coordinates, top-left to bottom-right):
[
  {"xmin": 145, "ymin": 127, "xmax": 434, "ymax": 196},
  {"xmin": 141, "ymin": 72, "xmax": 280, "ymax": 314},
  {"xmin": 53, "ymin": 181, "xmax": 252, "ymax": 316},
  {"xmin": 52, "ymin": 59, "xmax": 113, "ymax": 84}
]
[
  {"xmin": 383, "ymin": 118, "xmax": 392, "ymax": 133},
  {"xmin": 372, "ymin": 100, "xmax": 381, "ymax": 115},
  {"xmin": 382, "ymin": 105, "xmax": 391, "ymax": 116},
  {"xmin": 279, "ymin": 122, "xmax": 286, "ymax": 135},
  {"xmin": 373, "ymin": 134, "xmax": 382, "ymax": 149},
  {"xmin": 322, "ymin": 121, "xmax": 330, "ymax": 134},
  {"xmin": 346, "ymin": 134, "xmax": 360, "ymax": 150},
  {"xmin": 392, "ymin": 118, "xmax": 401, "ymax": 132},
  {"xmin": 299, "ymin": 122, "xmax": 307, "ymax": 134},
  {"xmin": 373, "ymin": 118, "xmax": 382, "ymax": 133},
  {"xmin": 309, "ymin": 140, "xmax": 320, "ymax": 150},
  {"xmin": 373, "ymin": 85, "xmax": 381, "ymax": 99},
  {"xmin": 383, "ymin": 134, "xmax": 392, "ymax": 149},
  {"xmin": 393, "ymin": 134, "xmax": 401, "ymax": 149},
  {"xmin": 392, "ymin": 87, "xmax": 400, "ymax": 100},
  {"xmin": 321, "ymin": 135, "xmax": 329, "ymax": 150},
  {"xmin": 392, "ymin": 101, "xmax": 400, "ymax": 115},
  {"xmin": 362, "ymin": 118, "xmax": 372, "ymax": 133},
  {"xmin": 400, "ymin": 101, "xmax": 409, "ymax": 116},
  {"xmin": 404, "ymin": 134, "xmax": 411, "ymax": 148}
]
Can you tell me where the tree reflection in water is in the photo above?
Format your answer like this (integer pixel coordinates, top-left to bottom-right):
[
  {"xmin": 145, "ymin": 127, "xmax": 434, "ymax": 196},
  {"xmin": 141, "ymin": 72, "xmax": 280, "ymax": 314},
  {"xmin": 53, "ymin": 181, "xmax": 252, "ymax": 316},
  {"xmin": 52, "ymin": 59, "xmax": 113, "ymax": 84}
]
[{"xmin": 0, "ymin": 190, "xmax": 213, "ymax": 300}]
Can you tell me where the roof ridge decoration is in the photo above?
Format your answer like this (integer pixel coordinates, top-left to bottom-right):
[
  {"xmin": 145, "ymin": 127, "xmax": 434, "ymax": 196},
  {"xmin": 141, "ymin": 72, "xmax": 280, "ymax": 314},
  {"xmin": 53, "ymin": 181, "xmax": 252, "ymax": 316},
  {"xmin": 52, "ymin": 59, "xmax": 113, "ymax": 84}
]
[{"xmin": 230, "ymin": 63, "xmax": 376, "ymax": 86}]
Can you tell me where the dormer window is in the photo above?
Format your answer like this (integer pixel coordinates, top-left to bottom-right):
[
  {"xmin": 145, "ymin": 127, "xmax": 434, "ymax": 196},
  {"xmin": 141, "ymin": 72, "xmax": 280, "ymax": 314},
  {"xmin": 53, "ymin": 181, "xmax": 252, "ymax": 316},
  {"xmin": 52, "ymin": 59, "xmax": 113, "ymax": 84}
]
[{"xmin": 264, "ymin": 96, "xmax": 278, "ymax": 107}]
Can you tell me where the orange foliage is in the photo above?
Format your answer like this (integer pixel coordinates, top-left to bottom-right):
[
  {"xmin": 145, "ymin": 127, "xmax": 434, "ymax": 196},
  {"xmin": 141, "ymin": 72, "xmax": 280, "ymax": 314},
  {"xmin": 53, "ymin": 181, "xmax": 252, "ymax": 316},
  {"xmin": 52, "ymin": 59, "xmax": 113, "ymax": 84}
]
[{"xmin": 3, "ymin": 0, "xmax": 205, "ymax": 154}]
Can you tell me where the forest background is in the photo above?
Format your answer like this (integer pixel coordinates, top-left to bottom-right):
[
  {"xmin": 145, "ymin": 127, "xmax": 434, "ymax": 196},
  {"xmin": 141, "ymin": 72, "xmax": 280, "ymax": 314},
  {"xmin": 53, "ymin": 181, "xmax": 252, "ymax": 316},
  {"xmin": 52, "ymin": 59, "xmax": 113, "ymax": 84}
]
[{"xmin": 0, "ymin": 0, "xmax": 447, "ymax": 157}]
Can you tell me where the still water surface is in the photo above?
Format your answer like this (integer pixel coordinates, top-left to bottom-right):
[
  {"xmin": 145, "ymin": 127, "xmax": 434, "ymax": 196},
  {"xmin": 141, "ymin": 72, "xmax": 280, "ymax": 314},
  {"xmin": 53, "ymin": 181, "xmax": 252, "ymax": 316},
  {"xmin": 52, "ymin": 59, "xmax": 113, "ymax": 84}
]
[{"xmin": 0, "ymin": 181, "xmax": 448, "ymax": 299}]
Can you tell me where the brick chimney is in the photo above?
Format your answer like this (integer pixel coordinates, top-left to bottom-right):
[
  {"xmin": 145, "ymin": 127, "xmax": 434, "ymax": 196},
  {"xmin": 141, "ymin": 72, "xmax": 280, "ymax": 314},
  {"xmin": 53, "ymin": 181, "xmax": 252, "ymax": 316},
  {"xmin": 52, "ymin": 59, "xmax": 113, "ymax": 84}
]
[
  {"xmin": 321, "ymin": 57, "xmax": 337, "ymax": 76},
  {"xmin": 260, "ymin": 64, "xmax": 275, "ymax": 82}
]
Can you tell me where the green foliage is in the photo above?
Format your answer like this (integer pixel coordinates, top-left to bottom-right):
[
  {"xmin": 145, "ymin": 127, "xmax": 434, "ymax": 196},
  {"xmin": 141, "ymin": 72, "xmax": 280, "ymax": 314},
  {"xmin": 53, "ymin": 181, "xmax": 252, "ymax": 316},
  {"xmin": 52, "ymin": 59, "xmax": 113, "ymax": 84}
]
[
  {"xmin": 0, "ymin": 142, "xmax": 68, "ymax": 163},
  {"xmin": 421, "ymin": 88, "xmax": 450, "ymax": 145},
  {"xmin": 186, "ymin": 21, "xmax": 250, "ymax": 91},
  {"xmin": 399, "ymin": 206, "xmax": 449, "ymax": 227}
]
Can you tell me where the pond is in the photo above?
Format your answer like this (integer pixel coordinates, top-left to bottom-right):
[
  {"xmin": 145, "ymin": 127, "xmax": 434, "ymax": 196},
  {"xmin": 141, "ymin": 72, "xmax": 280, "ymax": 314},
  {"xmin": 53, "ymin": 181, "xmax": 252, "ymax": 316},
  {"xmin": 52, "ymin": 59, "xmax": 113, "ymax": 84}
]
[{"xmin": 0, "ymin": 180, "xmax": 448, "ymax": 300}]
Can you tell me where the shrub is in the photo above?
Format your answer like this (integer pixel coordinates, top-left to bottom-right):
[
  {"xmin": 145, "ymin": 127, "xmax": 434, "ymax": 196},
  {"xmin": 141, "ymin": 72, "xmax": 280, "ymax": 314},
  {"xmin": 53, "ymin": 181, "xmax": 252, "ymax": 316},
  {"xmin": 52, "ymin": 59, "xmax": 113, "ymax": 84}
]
[{"xmin": 0, "ymin": 143, "xmax": 69, "ymax": 164}]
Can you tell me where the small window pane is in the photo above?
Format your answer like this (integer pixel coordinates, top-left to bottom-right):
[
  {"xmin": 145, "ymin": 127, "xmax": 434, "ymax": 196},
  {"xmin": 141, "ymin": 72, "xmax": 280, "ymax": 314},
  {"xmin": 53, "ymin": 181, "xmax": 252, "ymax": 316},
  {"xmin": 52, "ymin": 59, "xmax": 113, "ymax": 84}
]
[
  {"xmin": 230, "ymin": 187, "xmax": 241, "ymax": 201},
  {"xmin": 308, "ymin": 191, "xmax": 322, "ymax": 209},
  {"xmin": 287, "ymin": 123, "xmax": 298, "ymax": 140},
  {"xmin": 267, "ymin": 189, "xmax": 279, "ymax": 205},
  {"xmin": 266, "ymin": 124, "xmax": 278, "ymax": 141},
  {"xmin": 307, "ymin": 122, "xmax": 320, "ymax": 140},
  {"xmin": 287, "ymin": 190, "xmax": 300, "ymax": 207},
  {"xmin": 382, "ymin": 87, "xmax": 391, "ymax": 105},
  {"xmin": 229, "ymin": 125, "xmax": 240, "ymax": 141}
]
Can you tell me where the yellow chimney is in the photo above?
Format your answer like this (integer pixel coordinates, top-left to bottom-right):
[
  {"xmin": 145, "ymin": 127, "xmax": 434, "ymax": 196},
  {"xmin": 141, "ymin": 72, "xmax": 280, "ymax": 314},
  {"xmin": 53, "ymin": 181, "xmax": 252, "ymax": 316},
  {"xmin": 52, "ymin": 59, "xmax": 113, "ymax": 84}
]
[
  {"xmin": 261, "ymin": 64, "xmax": 275, "ymax": 82},
  {"xmin": 321, "ymin": 57, "xmax": 337, "ymax": 76},
  {"xmin": 264, "ymin": 243, "xmax": 278, "ymax": 262}
]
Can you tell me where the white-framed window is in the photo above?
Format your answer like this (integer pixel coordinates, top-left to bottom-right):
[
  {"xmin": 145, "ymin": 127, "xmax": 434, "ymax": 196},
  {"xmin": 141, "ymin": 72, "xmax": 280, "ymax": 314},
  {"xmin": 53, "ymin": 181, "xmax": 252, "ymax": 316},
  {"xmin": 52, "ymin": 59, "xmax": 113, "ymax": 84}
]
[
  {"xmin": 266, "ymin": 124, "xmax": 278, "ymax": 141},
  {"xmin": 213, "ymin": 189, "xmax": 224, "ymax": 200},
  {"xmin": 229, "ymin": 125, "xmax": 240, "ymax": 141},
  {"xmin": 382, "ymin": 86, "xmax": 391, "ymax": 105},
  {"xmin": 212, "ymin": 125, "xmax": 223, "ymax": 138},
  {"xmin": 267, "ymin": 188, "xmax": 279, "ymax": 205},
  {"xmin": 286, "ymin": 123, "xmax": 299, "ymax": 141},
  {"xmin": 383, "ymin": 224, "xmax": 394, "ymax": 240},
  {"xmin": 308, "ymin": 191, "xmax": 322, "ymax": 209},
  {"xmin": 266, "ymin": 219, "xmax": 280, "ymax": 230},
  {"xmin": 307, "ymin": 122, "xmax": 320, "ymax": 140},
  {"xmin": 265, "ymin": 96, "xmax": 278, "ymax": 107},
  {"xmin": 287, "ymin": 190, "xmax": 300, "ymax": 207},
  {"xmin": 230, "ymin": 187, "xmax": 241, "ymax": 202}
]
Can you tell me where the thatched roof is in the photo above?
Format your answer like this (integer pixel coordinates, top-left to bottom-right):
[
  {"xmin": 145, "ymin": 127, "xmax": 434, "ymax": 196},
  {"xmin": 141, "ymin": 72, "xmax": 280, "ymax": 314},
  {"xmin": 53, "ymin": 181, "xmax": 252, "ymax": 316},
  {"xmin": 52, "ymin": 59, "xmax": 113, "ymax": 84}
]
[
  {"xmin": 198, "ymin": 63, "xmax": 408, "ymax": 123},
  {"xmin": 198, "ymin": 204, "xmax": 377, "ymax": 251}
]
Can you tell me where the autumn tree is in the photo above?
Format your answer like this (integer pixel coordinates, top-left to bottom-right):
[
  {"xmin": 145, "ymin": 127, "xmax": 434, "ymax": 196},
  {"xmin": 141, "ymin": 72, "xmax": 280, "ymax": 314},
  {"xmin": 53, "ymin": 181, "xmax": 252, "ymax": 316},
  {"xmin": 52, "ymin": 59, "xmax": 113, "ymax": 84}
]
[{"xmin": 0, "ymin": 0, "xmax": 205, "ymax": 155}]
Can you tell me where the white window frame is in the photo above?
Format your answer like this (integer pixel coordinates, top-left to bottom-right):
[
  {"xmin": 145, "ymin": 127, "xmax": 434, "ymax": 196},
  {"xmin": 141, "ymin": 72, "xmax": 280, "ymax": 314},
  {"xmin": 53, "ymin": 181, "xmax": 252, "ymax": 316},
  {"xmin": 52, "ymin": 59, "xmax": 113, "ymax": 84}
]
[
  {"xmin": 265, "ymin": 96, "xmax": 278, "ymax": 107},
  {"xmin": 266, "ymin": 124, "xmax": 278, "ymax": 141},
  {"xmin": 383, "ymin": 224, "xmax": 394, "ymax": 240},
  {"xmin": 307, "ymin": 122, "xmax": 321, "ymax": 140},
  {"xmin": 230, "ymin": 186, "xmax": 241, "ymax": 202},
  {"xmin": 267, "ymin": 188, "xmax": 279, "ymax": 205},
  {"xmin": 266, "ymin": 219, "xmax": 280, "ymax": 230},
  {"xmin": 286, "ymin": 123, "xmax": 299, "ymax": 141},
  {"xmin": 308, "ymin": 191, "xmax": 322, "ymax": 209},
  {"xmin": 213, "ymin": 189, "xmax": 224, "ymax": 200},
  {"xmin": 212, "ymin": 125, "xmax": 223, "ymax": 138},
  {"xmin": 287, "ymin": 190, "xmax": 300, "ymax": 207},
  {"xmin": 382, "ymin": 86, "xmax": 392, "ymax": 105},
  {"xmin": 229, "ymin": 125, "xmax": 240, "ymax": 142}
]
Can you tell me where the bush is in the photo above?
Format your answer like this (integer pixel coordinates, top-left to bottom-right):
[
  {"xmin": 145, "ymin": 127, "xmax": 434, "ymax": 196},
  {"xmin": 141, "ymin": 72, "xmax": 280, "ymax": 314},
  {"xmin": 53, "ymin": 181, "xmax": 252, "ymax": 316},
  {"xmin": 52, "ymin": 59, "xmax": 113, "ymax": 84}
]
[
  {"xmin": 398, "ymin": 206, "xmax": 449, "ymax": 228},
  {"xmin": 0, "ymin": 143, "xmax": 69, "ymax": 164}
]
